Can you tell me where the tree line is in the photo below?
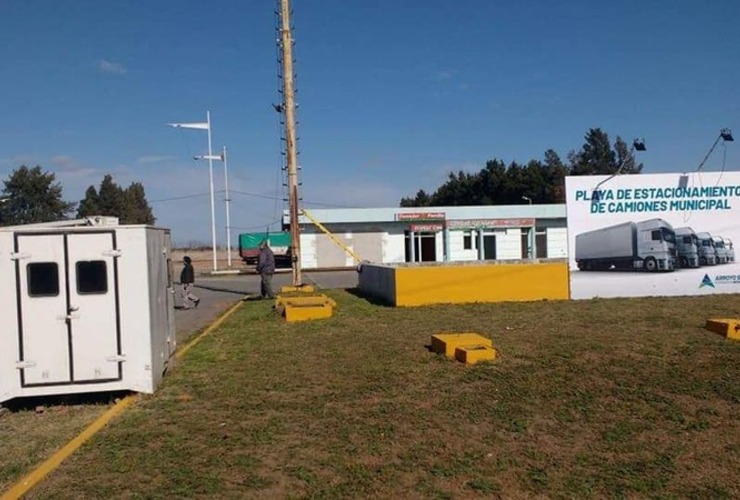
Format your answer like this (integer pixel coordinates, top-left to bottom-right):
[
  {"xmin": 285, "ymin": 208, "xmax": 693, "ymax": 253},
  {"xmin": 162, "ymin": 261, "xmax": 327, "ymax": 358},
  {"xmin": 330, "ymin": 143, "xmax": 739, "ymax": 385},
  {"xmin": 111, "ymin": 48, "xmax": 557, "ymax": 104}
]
[
  {"xmin": 400, "ymin": 128, "xmax": 643, "ymax": 207},
  {"xmin": 0, "ymin": 165, "xmax": 155, "ymax": 226}
]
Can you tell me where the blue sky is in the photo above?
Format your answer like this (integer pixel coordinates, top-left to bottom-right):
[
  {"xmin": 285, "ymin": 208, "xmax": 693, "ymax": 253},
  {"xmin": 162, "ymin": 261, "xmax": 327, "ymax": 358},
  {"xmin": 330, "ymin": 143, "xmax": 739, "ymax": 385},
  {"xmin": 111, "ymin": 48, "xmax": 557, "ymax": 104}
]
[{"xmin": 1, "ymin": 0, "xmax": 739, "ymax": 245}]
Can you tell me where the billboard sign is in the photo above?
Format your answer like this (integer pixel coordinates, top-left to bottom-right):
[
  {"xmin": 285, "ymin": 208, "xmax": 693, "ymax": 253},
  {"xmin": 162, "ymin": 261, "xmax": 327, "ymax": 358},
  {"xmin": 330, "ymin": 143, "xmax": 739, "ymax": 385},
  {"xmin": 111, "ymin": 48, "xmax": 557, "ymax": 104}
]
[{"xmin": 565, "ymin": 172, "xmax": 740, "ymax": 299}]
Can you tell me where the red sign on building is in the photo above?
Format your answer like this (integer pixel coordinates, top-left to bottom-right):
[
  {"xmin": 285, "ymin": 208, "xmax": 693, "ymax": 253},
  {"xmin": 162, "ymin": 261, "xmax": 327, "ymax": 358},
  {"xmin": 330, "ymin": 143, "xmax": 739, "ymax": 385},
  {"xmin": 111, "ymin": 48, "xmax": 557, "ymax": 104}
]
[
  {"xmin": 446, "ymin": 218, "xmax": 535, "ymax": 229},
  {"xmin": 396, "ymin": 212, "xmax": 446, "ymax": 221}
]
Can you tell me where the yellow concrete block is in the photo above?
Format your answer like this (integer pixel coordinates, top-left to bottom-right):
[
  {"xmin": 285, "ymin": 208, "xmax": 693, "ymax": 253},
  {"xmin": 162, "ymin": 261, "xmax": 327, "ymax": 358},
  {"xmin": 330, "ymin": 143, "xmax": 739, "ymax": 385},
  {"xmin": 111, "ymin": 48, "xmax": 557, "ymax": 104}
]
[
  {"xmin": 431, "ymin": 333, "xmax": 492, "ymax": 358},
  {"xmin": 455, "ymin": 345, "xmax": 497, "ymax": 365},
  {"xmin": 394, "ymin": 261, "xmax": 569, "ymax": 307},
  {"xmin": 705, "ymin": 318, "xmax": 740, "ymax": 340},
  {"xmin": 284, "ymin": 303, "xmax": 333, "ymax": 322},
  {"xmin": 276, "ymin": 294, "xmax": 336, "ymax": 308},
  {"xmin": 275, "ymin": 293, "xmax": 336, "ymax": 322},
  {"xmin": 280, "ymin": 285, "xmax": 316, "ymax": 294}
]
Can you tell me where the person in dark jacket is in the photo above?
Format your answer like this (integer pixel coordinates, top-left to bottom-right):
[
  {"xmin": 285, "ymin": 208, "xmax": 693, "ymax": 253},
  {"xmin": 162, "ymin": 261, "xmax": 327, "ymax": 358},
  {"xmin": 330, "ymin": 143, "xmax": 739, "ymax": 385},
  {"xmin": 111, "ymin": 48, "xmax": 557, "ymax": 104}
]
[
  {"xmin": 256, "ymin": 240, "xmax": 276, "ymax": 299},
  {"xmin": 180, "ymin": 256, "xmax": 200, "ymax": 309}
]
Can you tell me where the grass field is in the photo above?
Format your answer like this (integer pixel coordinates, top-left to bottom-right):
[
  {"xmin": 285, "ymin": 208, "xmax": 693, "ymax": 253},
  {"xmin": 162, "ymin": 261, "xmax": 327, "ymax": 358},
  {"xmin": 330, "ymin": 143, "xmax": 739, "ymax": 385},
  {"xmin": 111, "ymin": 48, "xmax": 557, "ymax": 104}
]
[{"xmin": 8, "ymin": 290, "xmax": 740, "ymax": 498}]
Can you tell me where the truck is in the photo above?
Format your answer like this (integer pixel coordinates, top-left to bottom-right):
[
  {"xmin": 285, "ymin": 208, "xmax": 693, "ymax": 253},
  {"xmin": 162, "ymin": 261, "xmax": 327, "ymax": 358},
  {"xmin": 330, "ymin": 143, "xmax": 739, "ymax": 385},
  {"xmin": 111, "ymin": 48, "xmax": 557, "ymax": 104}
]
[
  {"xmin": 711, "ymin": 236, "xmax": 729, "ymax": 264},
  {"xmin": 575, "ymin": 218, "xmax": 676, "ymax": 272},
  {"xmin": 695, "ymin": 232, "xmax": 718, "ymax": 266},
  {"xmin": 673, "ymin": 227, "xmax": 700, "ymax": 268},
  {"xmin": 723, "ymin": 237, "xmax": 735, "ymax": 263},
  {"xmin": 238, "ymin": 231, "xmax": 292, "ymax": 267}
]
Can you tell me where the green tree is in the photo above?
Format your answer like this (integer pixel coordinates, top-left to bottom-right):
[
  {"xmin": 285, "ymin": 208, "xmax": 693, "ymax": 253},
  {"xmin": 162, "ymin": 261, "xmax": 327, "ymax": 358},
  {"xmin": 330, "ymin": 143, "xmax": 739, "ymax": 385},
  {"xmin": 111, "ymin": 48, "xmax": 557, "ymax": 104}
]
[
  {"xmin": 0, "ymin": 165, "xmax": 75, "ymax": 225},
  {"xmin": 122, "ymin": 182, "xmax": 156, "ymax": 224},
  {"xmin": 400, "ymin": 189, "xmax": 432, "ymax": 207},
  {"xmin": 97, "ymin": 174, "xmax": 125, "ymax": 215},
  {"xmin": 570, "ymin": 128, "xmax": 616, "ymax": 175},
  {"xmin": 542, "ymin": 149, "xmax": 569, "ymax": 202},
  {"xmin": 76, "ymin": 185, "xmax": 101, "ymax": 218},
  {"xmin": 77, "ymin": 175, "xmax": 156, "ymax": 224},
  {"xmin": 613, "ymin": 136, "xmax": 643, "ymax": 175}
]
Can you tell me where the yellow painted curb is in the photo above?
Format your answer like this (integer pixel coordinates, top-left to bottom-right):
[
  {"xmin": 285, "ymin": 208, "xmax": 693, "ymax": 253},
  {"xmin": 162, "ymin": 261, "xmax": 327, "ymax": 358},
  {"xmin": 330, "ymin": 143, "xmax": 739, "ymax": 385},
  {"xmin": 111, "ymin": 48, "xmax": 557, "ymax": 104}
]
[
  {"xmin": 176, "ymin": 300, "xmax": 244, "ymax": 359},
  {"xmin": 1, "ymin": 300, "xmax": 244, "ymax": 499},
  {"xmin": 1, "ymin": 395, "xmax": 137, "ymax": 500}
]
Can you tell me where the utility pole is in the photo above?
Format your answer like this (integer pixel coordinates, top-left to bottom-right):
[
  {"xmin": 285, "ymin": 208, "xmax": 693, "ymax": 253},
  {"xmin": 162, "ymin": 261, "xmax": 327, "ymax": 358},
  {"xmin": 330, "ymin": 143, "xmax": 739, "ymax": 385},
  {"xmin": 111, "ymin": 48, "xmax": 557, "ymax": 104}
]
[{"xmin": 279, "ymin": 0, "xmax": 302, "ymax": 287}]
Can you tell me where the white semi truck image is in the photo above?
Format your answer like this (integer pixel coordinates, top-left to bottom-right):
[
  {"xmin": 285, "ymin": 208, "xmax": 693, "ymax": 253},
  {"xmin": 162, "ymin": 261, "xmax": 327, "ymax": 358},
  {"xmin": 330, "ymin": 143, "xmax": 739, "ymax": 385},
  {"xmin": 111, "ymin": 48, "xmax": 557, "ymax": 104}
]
[
  {"xmin": 712, "ymin": 236, "xmax": 729, "ymax": 264},
  {"xmin": 695, "ymin": 232, "xmax": 718, "ymax": 265},
  {"xmin": 724, "ymin": 237, "xmax": 735, "ymax": 262},
  {"xmin": 575, "ymin": 218, "xmax": 676, "ymax": 272},
  {"xmin": 673, "ymin": 227, "xmax": 700, "ymax": 268}
]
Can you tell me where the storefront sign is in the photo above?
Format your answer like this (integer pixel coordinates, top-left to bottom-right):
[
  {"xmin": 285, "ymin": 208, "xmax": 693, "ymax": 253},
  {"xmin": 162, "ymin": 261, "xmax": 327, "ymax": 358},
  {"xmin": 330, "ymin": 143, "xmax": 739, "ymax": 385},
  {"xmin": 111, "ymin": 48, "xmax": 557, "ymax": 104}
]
[
  {"xmin": 446, "ymin": 218, "xmax": 535, "ymax": 229},
  {"xmin": 396, "ymin": 212, "xmax": 446, "ymax": 221},
  {"xmin": 410, "ymin": 223, "xmax": 444, "ymax": 232}
]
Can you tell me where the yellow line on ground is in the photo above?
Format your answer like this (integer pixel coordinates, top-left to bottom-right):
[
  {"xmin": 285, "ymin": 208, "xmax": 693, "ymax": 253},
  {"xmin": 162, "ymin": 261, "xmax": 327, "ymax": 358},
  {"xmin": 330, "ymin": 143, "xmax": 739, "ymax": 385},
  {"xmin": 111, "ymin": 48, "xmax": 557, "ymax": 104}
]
[
  {"xmin": 1, "ymin": 300, "xmax": 245, "ymax": 500},
  {"xmin": 176, "ymin": 300, "xmax": 244, "ymax": 359},
  {"xmin": 1, "ymin": 395, "xmax": 137, "ymax": 500}
]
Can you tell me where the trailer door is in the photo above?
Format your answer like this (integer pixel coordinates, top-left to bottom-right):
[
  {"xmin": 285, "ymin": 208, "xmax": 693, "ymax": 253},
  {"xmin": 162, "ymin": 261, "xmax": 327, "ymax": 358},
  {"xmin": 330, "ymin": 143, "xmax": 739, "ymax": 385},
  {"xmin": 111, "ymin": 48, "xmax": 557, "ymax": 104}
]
[{"xmin": 67, "ymin": 232, "xmax": 121, "ymax": 382}]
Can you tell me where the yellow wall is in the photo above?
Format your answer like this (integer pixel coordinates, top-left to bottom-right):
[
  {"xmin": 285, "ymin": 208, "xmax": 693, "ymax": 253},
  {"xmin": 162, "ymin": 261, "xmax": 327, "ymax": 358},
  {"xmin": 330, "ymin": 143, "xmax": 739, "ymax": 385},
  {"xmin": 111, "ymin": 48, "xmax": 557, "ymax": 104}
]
[{"xmin": 394, "ymin": 262, "xmax": 569, "ymax": 306}]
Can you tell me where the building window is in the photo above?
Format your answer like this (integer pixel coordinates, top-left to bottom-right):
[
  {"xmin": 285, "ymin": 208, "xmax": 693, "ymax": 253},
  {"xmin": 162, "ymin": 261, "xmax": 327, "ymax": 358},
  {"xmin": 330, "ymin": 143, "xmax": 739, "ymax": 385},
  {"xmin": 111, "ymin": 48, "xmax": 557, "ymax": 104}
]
[
  {"xmin": 27, "ymin": 262, "xmax": 59, "ymax": 297},
  {"xmin": 535, "ymin": 227, "xmax": 548, "ymax": 259},
  {"xmin": 463, "ymin": 231, "xmax": 474, "ymax": 250}
]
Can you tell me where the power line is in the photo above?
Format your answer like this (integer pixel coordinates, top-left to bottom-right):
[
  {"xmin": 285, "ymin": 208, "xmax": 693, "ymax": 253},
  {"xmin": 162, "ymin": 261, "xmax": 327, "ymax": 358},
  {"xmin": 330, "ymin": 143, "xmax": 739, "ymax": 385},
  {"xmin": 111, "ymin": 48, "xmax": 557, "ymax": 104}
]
[{"xmin": 150, "ymin": 192, "xmax": 212, "ymax": 203}]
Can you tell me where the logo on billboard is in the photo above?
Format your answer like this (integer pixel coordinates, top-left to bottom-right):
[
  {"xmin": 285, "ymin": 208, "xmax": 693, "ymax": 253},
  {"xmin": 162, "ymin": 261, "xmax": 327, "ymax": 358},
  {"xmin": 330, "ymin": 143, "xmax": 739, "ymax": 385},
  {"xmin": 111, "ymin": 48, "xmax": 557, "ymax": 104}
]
[
  {"xmin": 699, "ymin": 274, "xmax": 715, "ymax": 288},
  {"xmin": 713, "ymin": 274, "xmax": 740, "ymax": 285}
]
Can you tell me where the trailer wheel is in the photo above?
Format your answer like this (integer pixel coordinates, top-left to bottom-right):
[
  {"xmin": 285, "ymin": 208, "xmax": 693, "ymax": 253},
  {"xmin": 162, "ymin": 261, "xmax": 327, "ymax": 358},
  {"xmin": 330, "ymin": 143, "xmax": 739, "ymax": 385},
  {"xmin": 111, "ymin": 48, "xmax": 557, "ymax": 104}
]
[{"xmin": 644, "ymin": 257, "xmax": 657, "ymax": 272}]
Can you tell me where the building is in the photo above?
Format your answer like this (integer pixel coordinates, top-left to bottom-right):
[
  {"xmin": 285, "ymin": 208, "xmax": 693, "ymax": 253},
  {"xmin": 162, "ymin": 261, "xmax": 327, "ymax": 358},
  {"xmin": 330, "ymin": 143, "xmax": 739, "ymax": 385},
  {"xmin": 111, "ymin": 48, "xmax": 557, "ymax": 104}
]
[{"xmin": 288, "ymin": 204, "xmax": 567, "ymax": 269}]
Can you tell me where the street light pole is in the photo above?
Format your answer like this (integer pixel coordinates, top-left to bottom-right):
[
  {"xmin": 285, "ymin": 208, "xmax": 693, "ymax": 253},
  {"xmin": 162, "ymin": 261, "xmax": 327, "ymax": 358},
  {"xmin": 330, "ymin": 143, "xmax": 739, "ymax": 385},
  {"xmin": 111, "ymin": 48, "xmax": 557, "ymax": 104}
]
[
  {"xmin": 167, "ymin": 112, "xmax": 218, "ymax": 273},
  {"xmin": 521, "ymin": 195, "xmax": 532, "ymax": 205},
  {"xmin": 206, "ymin": 111, "xmax": 217, "ymax": 272},
  {"xmin": 194, "ymin": 147, "xmax": 232, "ymax": 268}
]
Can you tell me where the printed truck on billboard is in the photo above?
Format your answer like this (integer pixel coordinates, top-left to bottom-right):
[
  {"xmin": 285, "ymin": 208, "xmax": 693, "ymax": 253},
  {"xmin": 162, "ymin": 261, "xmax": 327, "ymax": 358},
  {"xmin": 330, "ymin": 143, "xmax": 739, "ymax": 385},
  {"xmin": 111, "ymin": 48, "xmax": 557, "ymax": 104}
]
[
  {"xmin": 673, "ymin": 227, "xmax": 700, "ymax": 268},
  {"xmin": 575, "ymin": 218, "xmax": 676, "ymax": 272}
]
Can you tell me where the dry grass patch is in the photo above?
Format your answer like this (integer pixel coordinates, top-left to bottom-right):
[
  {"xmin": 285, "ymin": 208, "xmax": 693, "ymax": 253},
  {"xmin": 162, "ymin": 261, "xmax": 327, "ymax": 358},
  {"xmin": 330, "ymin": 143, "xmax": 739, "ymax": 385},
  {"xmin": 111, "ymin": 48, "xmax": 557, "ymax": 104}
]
[
  {"xmin": 0, "ymin": 398, "xmax": 114, "ymax": 493},
  {"xmin": 18, "ymin": 291, "xmax": 740, "ymax": 498}
]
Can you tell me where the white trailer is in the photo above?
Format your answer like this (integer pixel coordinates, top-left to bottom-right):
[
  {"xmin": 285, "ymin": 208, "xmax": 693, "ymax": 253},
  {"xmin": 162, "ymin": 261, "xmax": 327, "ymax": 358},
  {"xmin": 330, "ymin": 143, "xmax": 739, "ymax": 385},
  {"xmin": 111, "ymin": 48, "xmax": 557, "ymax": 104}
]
[
  {"xmin": 0, "ymin": 217, "xmax": 176, "ymax": 404},
  {"xmin": 575, "ymin": 218, "xmax": 676, "ymax": 272}
]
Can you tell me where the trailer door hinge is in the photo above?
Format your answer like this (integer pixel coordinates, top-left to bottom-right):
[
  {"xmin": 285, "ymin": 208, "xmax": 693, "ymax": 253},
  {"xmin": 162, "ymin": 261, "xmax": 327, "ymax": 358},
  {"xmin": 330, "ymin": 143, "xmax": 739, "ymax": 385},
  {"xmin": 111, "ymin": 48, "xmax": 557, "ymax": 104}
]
[
  {"xmin": 103, "ymin": 250, "xmax": 122, "ymax": 258},
  {"xmin": 106, "ymin": 354, "xmax": 126, "ymax": 363},
  {"xmin": 15, "ymin": 360, "xmax": 36, "ymax": 369},
  {"xmin": 9, "ymin": 252, "xmax": 31, "ymax": 261}
]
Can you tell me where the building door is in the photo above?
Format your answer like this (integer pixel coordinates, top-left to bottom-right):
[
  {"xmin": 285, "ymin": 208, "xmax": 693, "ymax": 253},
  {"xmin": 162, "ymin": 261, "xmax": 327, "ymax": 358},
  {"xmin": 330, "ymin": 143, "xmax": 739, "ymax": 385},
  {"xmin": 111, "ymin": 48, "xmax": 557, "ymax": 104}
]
[
  {"xmin": 405, "ymin": 231, "xmax": 438, "ymax": 262},
  {"xmin": 16, "ymin": 232, "xmax": 122, "ymax": 387},
  {"xmin": 419, "ymin": 233, "xmax": 437, "ymax": 262},
  {"xmin": 483, "ymin": 234, "xmax": 497, "ymax": 260}
]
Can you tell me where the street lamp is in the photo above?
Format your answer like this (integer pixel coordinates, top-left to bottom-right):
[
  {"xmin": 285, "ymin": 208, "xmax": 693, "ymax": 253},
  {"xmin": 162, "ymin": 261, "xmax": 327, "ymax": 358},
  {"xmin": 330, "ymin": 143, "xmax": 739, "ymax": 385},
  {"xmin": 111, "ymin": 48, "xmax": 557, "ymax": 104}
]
[
  {"xmin": 593, "ymin": 137, "xmax": 647, "ymax": 195},
  {"xmin": 697, "ymin": 128, "xmax": 734, "ymax": 172},
  {"xmin": 167, "ymin": 111, "xmax": 218, "ymax": 272},
  {"xmin": 195, "ymin": 145, "xmax": 233, "ymax": 268},
  {"xmin": 521, "ymin": 195, "xmax": 532, "ymax": 205}
]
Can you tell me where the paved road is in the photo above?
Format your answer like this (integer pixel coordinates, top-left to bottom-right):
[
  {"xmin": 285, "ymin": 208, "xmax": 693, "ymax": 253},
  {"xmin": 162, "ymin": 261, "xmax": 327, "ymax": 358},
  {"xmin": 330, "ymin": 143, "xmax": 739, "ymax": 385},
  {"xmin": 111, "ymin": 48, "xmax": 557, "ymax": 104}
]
[{"xmin": 173, "ymin": 270, "xmax": 358, "ymax": 345}]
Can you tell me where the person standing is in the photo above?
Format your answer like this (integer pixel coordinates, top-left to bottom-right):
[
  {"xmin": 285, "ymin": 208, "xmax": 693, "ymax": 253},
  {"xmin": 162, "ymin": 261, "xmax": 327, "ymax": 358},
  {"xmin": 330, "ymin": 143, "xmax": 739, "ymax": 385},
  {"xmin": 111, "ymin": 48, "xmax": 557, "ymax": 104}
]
[
  {"xmin": 180, "ymin": 256, "xmax": 200, "ymax": 309},
  {"xmin": 256, "ymin": 240, "xmax": 276, "ymax": 299}
]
